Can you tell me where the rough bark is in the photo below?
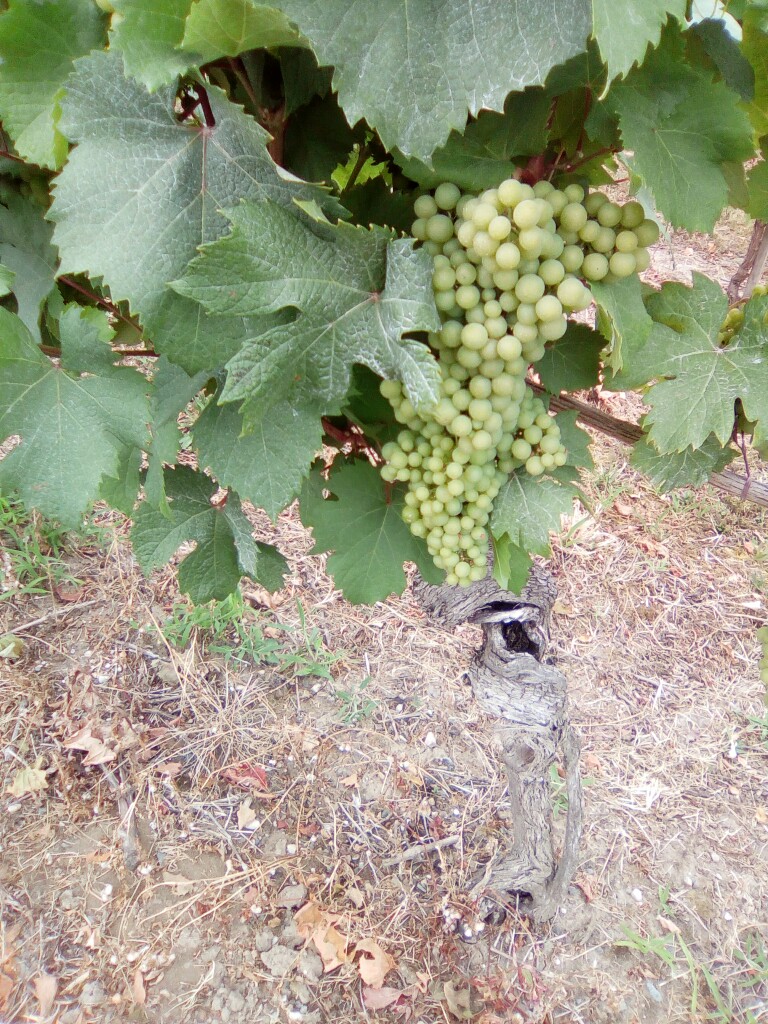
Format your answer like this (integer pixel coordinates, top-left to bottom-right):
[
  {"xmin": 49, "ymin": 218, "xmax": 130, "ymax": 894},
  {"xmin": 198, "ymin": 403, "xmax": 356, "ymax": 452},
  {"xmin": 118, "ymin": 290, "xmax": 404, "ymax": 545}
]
[
  {"xmin": 727, "ymin": 220, "xmax": 768, "ymax": 303},
  {"xmin": 414, "ymin": 566, "xmax": 582, "ymax": 922}
]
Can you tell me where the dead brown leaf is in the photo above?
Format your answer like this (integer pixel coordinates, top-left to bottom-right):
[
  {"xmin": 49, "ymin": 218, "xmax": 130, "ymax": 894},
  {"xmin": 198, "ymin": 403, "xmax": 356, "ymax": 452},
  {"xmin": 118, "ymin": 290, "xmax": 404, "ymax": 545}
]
[
  {"xmin": 313, "ymin": 924, "xmax": 352, "ymax": 972},
  {"xmin": 222, "ymin": 761, "xmax": 269, "ymax": 790},
  {"xmin": 657, "ymin": 916, "xmax": 681, "ymax": 935},
  {"xmin": 6, "ymin": 760, "xmax": 48, "ymax": 798},
  {"xmin": 362, "ymin": 986, "xmax": 409, "ymax": 1010},
  {"xmin": 62, "ymin": 725, "xmax": 116, "ymax": 765},
  {"xmin": 34, "ymin": 973, "xmax": 57, "ymax": 1016},
  {"xmin": 237, "ymin": 799, "xmax": 258, "ymax": 829},
  {"xmin": 339, "ymin": 772, "xmax": 359, "ymax": 787},
  {"xmin": 356, "ymin": 938, "xmax": 396, "ymax": 988},
  {"xmin": 132, "ymin": 969, "xmax": 146, "ymax": 1005}
]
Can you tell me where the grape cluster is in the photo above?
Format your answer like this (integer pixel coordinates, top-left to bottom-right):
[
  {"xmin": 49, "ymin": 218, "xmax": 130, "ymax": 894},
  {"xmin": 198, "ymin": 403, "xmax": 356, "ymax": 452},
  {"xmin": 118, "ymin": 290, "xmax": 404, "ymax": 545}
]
[
  {"xmin": 380, "ymin": 178, "xmax": 660, "ymax": 585},
  {"xmin": 719, "ymin": 283, "xmax": 767, "ymax": 346}
]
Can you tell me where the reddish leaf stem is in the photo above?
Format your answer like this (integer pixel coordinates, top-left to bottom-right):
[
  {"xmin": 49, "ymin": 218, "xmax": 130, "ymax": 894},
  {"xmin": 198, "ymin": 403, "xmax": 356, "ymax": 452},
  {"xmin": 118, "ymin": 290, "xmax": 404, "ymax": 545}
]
[{"xmin": 58, "ymin": 275, "xmax": 138, "ymax": 329}]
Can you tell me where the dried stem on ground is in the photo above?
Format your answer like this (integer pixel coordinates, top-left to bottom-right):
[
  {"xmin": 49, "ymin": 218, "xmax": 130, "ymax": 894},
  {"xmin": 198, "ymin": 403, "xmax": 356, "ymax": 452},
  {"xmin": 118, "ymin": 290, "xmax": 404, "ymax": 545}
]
[{"xmin": 414, "ymin": 566, "xmax": 583, "ymax": 922}]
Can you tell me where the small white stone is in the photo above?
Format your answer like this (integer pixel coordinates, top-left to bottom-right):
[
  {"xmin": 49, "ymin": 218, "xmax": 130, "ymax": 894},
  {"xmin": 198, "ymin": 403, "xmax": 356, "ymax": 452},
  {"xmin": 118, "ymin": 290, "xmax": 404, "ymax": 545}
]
[
  {"xmin": 723, "ymin": 911, "xmax": 733, "ymax": 921},
  {"xmin": 286, "ymin": 844, "xmax": 297, "ymax": 855},
  {"xmin": 710, "ymin": 851, "xmax": 720, "ymax": 862},
  {"xmin": 423, "ymin": 731, "xmax": 437, "ymax": 748},
  {"xmin": 631, "ymin": 888, "xmax": 643, "ymax": 903}
]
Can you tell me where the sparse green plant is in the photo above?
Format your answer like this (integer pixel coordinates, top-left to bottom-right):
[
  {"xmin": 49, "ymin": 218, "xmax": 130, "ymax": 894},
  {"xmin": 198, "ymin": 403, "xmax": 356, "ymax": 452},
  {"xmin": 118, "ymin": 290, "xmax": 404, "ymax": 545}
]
[
  {"xmin": 335, "ymin": 676, "xmax": 377, "ymax": 723},
  {"xmin": 616, "ymin": 925, "xmax": 732, "ymax": 1022},
  {"xmin": 148, "ymin": 593, "xmax": 339, "ymax": 681},
  {"xmin": 549, "ymin": 763, "xmax": 594, "ymax": 817},
  {"xmin": 0, "ymin": 492, "xmax": 88, "ymax": 601}
]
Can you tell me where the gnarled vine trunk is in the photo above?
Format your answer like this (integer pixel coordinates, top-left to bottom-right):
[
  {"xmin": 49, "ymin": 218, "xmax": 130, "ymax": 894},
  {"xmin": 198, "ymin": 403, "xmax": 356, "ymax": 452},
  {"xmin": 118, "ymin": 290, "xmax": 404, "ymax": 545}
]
[
  {"xmin": 415, "ymin": 566, "xmax": 582, "ymax": 922},
  {"xmin": 727, "ymin": 220, "xmax": 768, "ymax": 302}
]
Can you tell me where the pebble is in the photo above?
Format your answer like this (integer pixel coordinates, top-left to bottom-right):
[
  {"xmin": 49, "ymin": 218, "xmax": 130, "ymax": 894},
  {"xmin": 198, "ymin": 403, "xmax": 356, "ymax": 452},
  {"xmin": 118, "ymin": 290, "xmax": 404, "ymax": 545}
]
[
  {"xmin": 276, "ymin": 884, "xmax": 307, "ymax": 909},
  {"xmin": 79, "ymin": 981, "xmax": 107, "ymax": 1008},
  {"xmin": 423, "ymin": 731, "xmax": 437, "ymax": 747},
  {"xmin": 631, "ymin": 888, "xmax": 643, "ymax": 903},
  {"xmin": 261, "ymin": 944, "xmax": 297, "ymax": 977}
]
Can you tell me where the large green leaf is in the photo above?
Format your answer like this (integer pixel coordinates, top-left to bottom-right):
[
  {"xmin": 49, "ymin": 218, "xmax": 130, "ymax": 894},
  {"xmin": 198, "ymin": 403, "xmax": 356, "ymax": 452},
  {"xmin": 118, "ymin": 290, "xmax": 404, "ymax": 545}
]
[
  {"xmin": 273, "ymin": 0, "xmax": 591, "ymax": 162},
  {"xmin": 609, "ymin": 32, "xmax": 754, "ymax": 230},
  {"xmin": 181, "ymin": 0, "xmax": 302, "ymax": 60},
  {"xmin": 592, "ymin": 275, "xmax": 662, "ymax": 381},
  {"xmin": 395, "ymin": 90, "xmax": 551, "ymax": 193},
  {"xmin": 143, "ymin": 358, "xmax": 210, "ymax": 510},
  {"xmin": 640, "ymin": 275, "xmax": 768, "ymax": 452},
  {"xmin": 591, "ymin": 0, "xmax": 686, "ymax": 82},
  {"xmin": 0, "ymin": 306, "xmax": 150, "ymax": 526},
  {"xmin": 742, "ymin": 12, "xmax": 768, "ymax": 135},
  {"xmin": 299, "ymin": 460, "xmax": 441, "ymax": 603},
  {"xmin": 50, "ymin": 49, "xmax": 331, "ymax": 373},
  {"xmin": 537, "ymin": 323, "xmax": 604, "ymax": 394},
  {"xmin": 0, "ymin": 188, "xmax": 58, "ymax": 343},
  {"xmin": 631, "ymin": 434, "xmax": 737, "ymax": 491},
  {"xmin": 109, "ymin": 0, "xmax": 192, "ymax": 91},
  {"xmin": 173, "ymin": 199, "xmax": 441, "ymax": 417},
  {"xmin": 132, "ymin": 465, "xmax": 287, "ymax": 602},
  {"xmin": 192, "ymin": 393, "xmax": 324, "ymax": 520},
  {"xmin": 491, "ymin": 474, "xmax": 574, "ymax": 556},
  {"xmin": 0, "ymin": 0, "xmax": 105, "ymax": 169},
  {"xmin": 689, "ymin": 18, "xmax": 755, "ymax": 101},
  {"xmin": 746, "ymin": 159, "xmax": 768, "ymax": 221}
]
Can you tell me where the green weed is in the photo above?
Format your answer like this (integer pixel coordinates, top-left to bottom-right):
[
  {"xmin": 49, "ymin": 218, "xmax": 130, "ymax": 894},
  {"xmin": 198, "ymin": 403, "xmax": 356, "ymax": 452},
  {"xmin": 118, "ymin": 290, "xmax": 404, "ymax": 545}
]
[
  {"xmin": 0, "ymin": 493, "xmax": 89, "ymax": 601},
  {"xmin": 335, "ymin": 676, "xmax": 377, "ymax": 723},
  {"xmin": 149, "ymin": 592, "xmax": 340, "ymax": 681}
]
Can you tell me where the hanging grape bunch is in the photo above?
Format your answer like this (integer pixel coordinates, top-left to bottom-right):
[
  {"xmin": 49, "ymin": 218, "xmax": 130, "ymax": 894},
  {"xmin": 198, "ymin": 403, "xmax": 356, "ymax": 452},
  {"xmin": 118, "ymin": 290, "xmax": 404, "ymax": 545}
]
[{"xmin": 379, "ymin": 178, "xmax": 660, "ymax": 586}]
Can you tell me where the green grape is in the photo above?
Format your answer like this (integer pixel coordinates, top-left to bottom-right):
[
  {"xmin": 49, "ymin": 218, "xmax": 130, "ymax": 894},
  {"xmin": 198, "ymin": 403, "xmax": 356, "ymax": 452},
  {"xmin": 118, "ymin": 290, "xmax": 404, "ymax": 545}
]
[
  {"xmin": 559, "ymin": 202, "xmax": 588, "ymax": 233},
  {"xmin": 596, "ymin": 202, "xmax": 622, "ymax": 227},
  {"xmin": 635, "ymin": 219, "xmax": 660, "ymax": 247},
  {"xmin": 582, "ymin": 253, "xmax": 609, "ymax": 281},
  {"xmin": 494, "ymin": 241, "xmax": 521, "ymax": 270},
  {"xmin": 414, "ymin": 194, "xmax": 438, "ymax": 219},
  {"xmin": 560, "ymin": 244, "xmax": 584, "ymax": 272},
  {"xmin": 583, "ymin": 190, "xmax": 607, "ymax": 216},
  {"xmin": 539, "ymin": 259, "xmax": 566, "ymax": 286},
  {"xmin": 620, "ymin": 200, "xmax": 645, "ymax": 228},
  {"xmin": 609, "ymin": 251, "xmax": 637, "ymax": 278},
  {"xmin": 435, "ymin": 182, "xmax": 461, "ymax": 210},
  {"xmin": 513, "ymin": 199, "xmax": 542, "ymax": 230},
  {"xmin": 516, "ymin": 274, "xmax": 546, "ymax": 304},
  {"xmin": 535, "ymin": 295, "xmax": 563, "ymax": 322},
  {"xmin": 615, "ymin": 230, "xmax": 638, "ymax": 253}
]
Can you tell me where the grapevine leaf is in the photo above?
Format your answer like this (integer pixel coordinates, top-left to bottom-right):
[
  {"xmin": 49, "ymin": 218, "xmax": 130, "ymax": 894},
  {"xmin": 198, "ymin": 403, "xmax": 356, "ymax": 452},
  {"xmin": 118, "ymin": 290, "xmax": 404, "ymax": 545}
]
[
  {"xmin": 689, "ymin": 19, "xmax": 755, "ymax": 101},
  {"xmin": 491, "ymin": 475, "xmax": 574, "ymax": 557},
  {"xmin": 299, "ymin": 461, "xmax": 442, "ymax": 604},
  {"xmin": 491, "ymin": 534, "xmax": 533, "ymax": 594},
  {"xmin": 0, "ymin": 263, "xmax": 15, "ymax": 298},
  {"xmin": 280, "ymin": 48, "xmax": 332, "ymax": 116},
  {"xmin": 273, "ymin": 0, "xmax": 591, "ymax": 162},
  {"xmin": 144, "ymin": 358, "xmax": 210, "ymax": 509},
  {"xmin": 51, "ymin": 50, "xmax": 334, "ymax": 373},
  {"xmin": 131, "ymin": 466, "xmax": 286, "ymax": 602},
  {"xmin": 181, "ymin": 0, "xmax": 303, "ymax": 61},
  {"xmin": 0, "ymin": 188, "xmax": 58, "ymax": 343},
  {"xmin": 341, "ymin": 179, "xmax": 414, "ymax": 234},
  {"xmin": 746, "ymin": 159, "xmax": 768, "ymax": 221},
  {"xmin": 609, "ymin": 32, "xmax": 754, "ymax": 230},
  {"xmin": 641, "ymin": 275, "xmax": 768, "ymax": 451},
  {"xmin": 591, "ymin": 0, "xmax": 686, "ymax": 82},
  {"xmin": 109, "ymin": 0, "xmax": 192, "ymax": 91},
  {"xmin": 0, "ymin": 0, "xmax": 105, "ymax": 169},
  {"xmin": 192, "ymin": 393, "xmax": 324, "ymax": 520},
  {"xmin": 631, "ymin": 434, "xmax": 737, "ymax": 491},
  {"xmin": 174, "ymin": 199, "xmax": 441, "ymax": 415},
  {"xmin": 395, "ymin": 90, "xmax": 551, "ymax": 192},
  {"xmin": 742, "ymin": 13, "xmax": 768, "ymax": 134},
  {"xmin": 284, "ymin": 94, "xmax": 363, "ymax": 184},
  {"xmin": 537, "ymin": 323, "xmax": 604, "ymax": 394},
  {"xmin": 99, "ymin": 446, "xmax": 142, "ymax": 515},
  {"xmin": 0, "ymin": 306, "xmax": 150, "ymax": 526},
  {"xmin": 592, "ymin": 275, "xmax": 661, "ymax": 381},
  {"xmin": 552, "ymin": 408, "xmax": 594, "ymax": 472}
]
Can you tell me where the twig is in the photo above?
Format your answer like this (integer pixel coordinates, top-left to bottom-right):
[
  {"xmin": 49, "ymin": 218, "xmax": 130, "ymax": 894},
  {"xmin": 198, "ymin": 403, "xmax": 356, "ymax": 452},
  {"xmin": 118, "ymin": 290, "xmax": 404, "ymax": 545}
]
[
  {"xmin": 11, "ymin": 598, "xmax": 102, "ymax": 634},
  {"xmin": 382, "ymin": 834, "xmax": 460, "ymax": 868}
]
